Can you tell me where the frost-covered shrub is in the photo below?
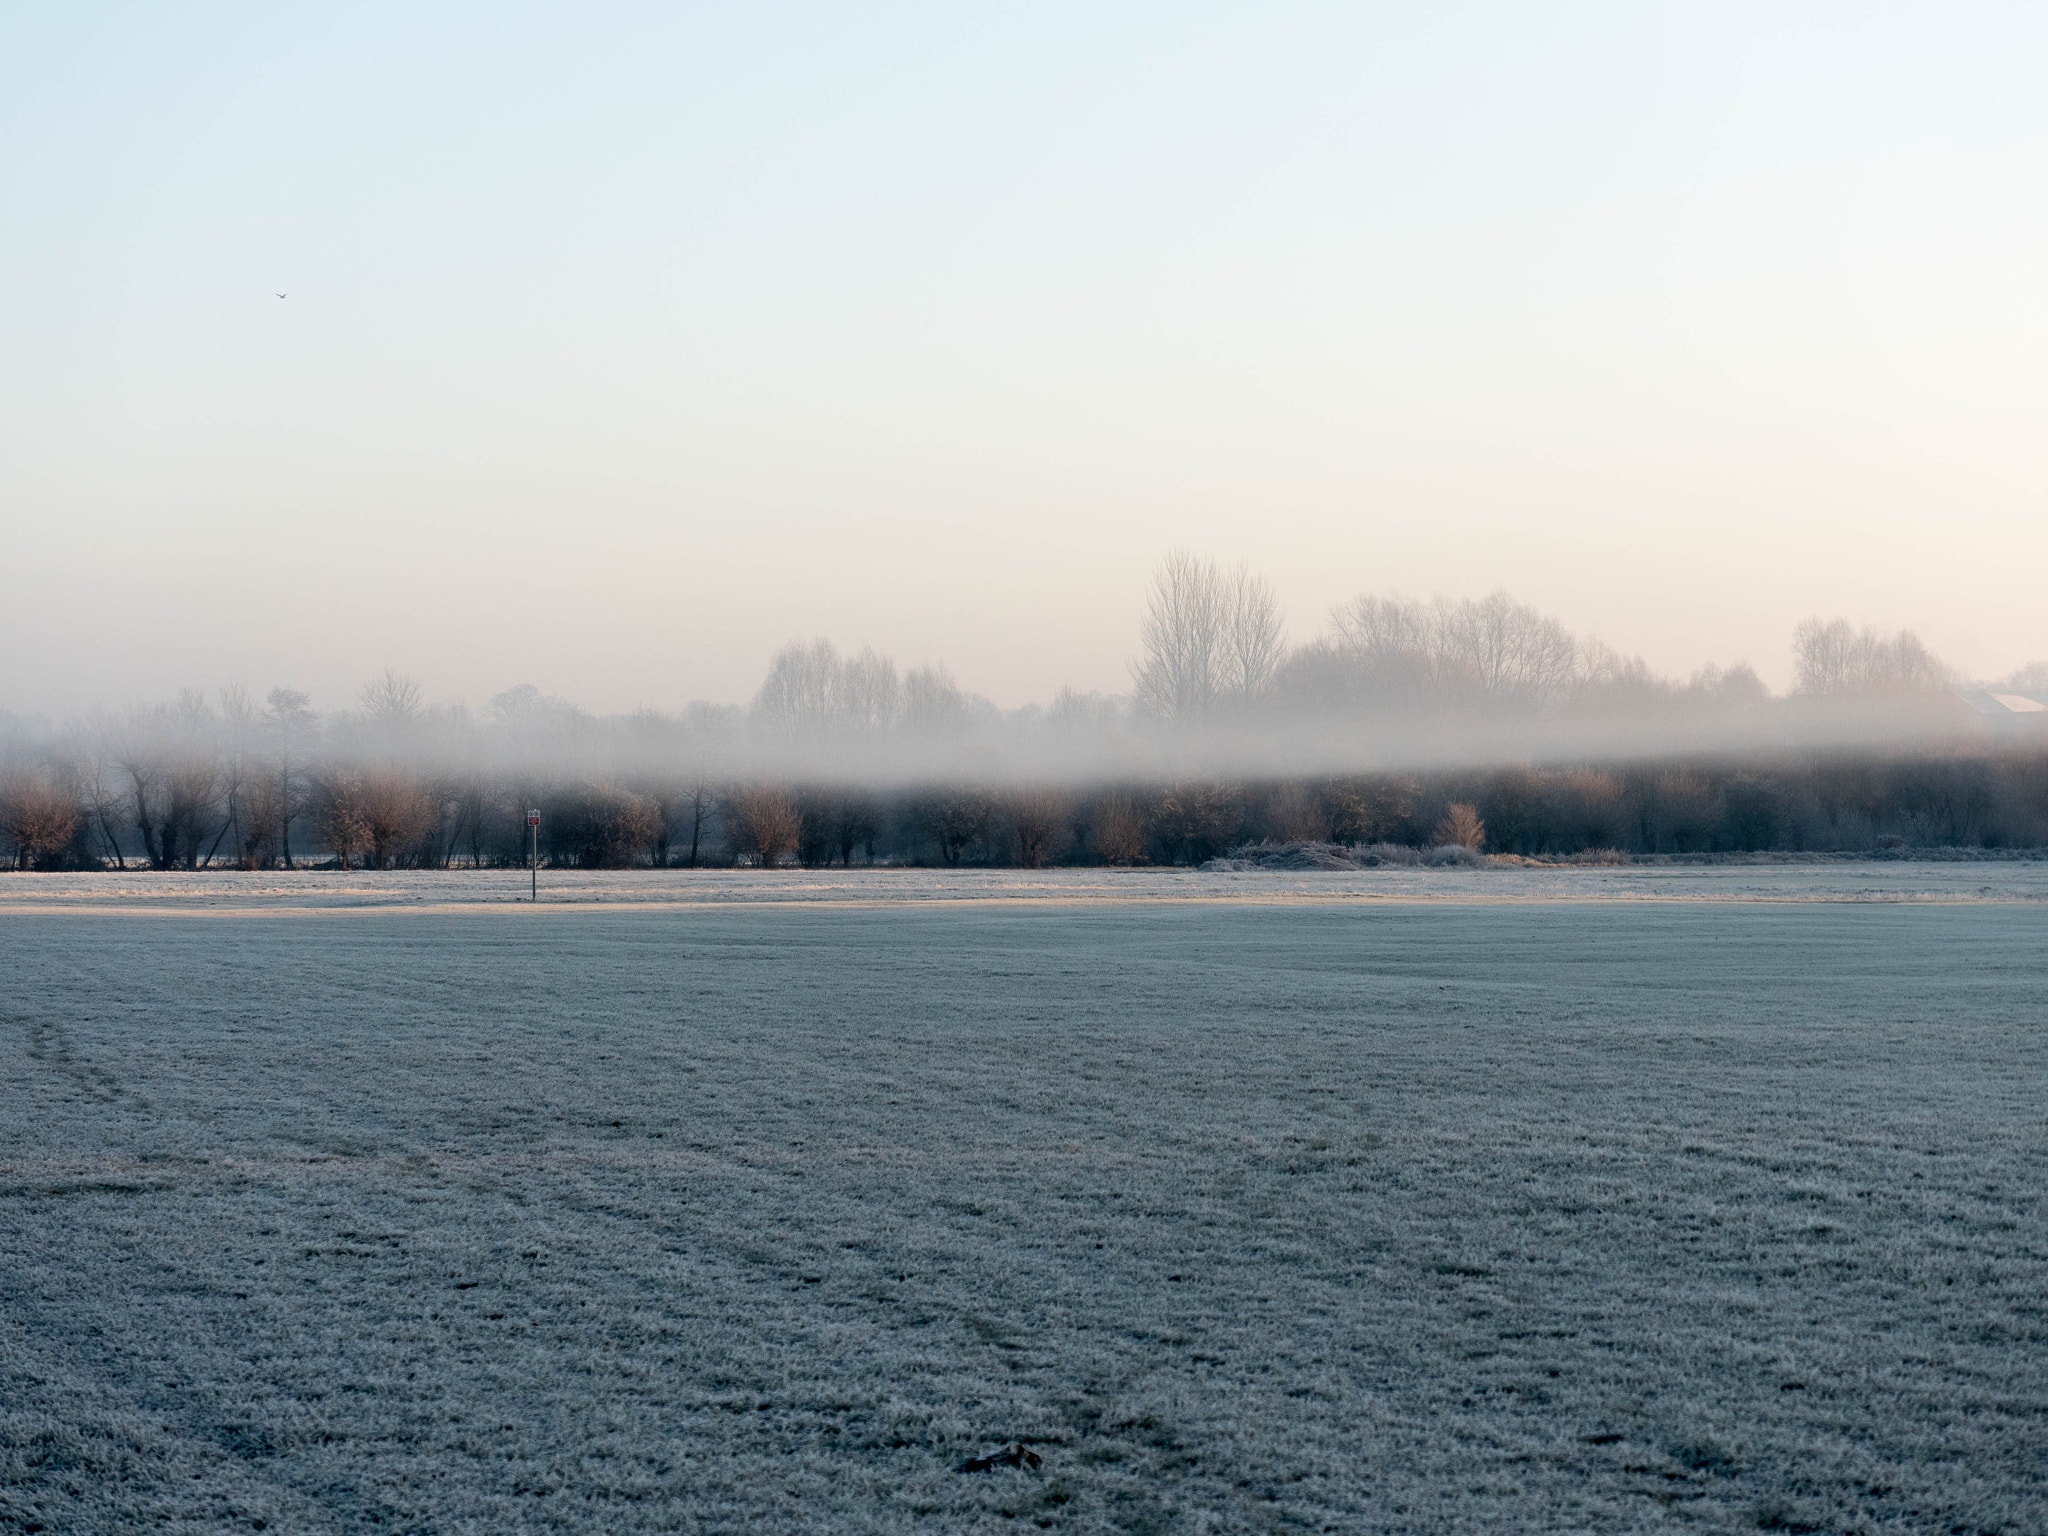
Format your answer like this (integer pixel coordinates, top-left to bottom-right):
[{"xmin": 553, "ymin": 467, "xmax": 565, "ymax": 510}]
[
  {"xmin": 1356, "ymin": 841, "xmax": 1485, "ymax": 868},
  {"xmin": 1204, "ymin": 840, "xmax": 1487, "ymax": 871}
]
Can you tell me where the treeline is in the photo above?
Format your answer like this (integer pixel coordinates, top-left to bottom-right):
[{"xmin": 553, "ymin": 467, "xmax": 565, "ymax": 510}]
[{"xmin": 4, "ymin": 720, "xmax": 2046, "ymax": 871}]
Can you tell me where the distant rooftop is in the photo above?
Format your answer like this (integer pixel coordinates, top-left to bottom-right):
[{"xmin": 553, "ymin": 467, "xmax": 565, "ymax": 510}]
[{"xmin": 1957, "ymin": 689, "xmax": 2048, "ymax": 718}]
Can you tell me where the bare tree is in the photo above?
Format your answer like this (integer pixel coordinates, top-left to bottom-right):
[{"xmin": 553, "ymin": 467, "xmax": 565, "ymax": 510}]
[
  {"xmin": 1133, "ymin": 550, "xmax": 1225, "ymax": 724},
  {"xmin": 1219, "ymin": 565, "xmax": 1284, "ymax": 706},
  {"xmin": 1322, "ymin": 775, "xmax": 1416, "ymax": 844},
  {"xmin": 114, "ymin": 694, "xmax": 224, "ymax": 869},
  {"xmin": 550, "ymin": 783, "xmax": 660, "ymax": 868},
  {"xmin": 834, "ymin": 647, "xmax": 900, "ymax": 735},
  {"xmin": 237, "ymin": 771, "xmax": 284, "ymax": 868},
  {"xmin": 360, "ymin": 668, "xmax": 424, "ymax": 726},
  {"xmin": 357, "ymin": 771, "xmax": 436, "ymax": 868},
  {"xmin": 1438, "ymin": 591, "xmax": 1578, "ymax": 706},
  {"xmin": 833, "ymin": 791, "xmax": 879, "ymax": 866},
  {"xmin": 796, "ymin": 789, "xmax": 838, "ymax": 867},
  {"xmin": 316, "ymin": 772, "xmax": 371, "ymax": 870},
  {"xmin": 753, "ymin": 641, "xmax": 840, "ymax": 737},
  {"xmin": 1318, "ymin": 595, "xmax": 1445, "ymax": 708},
  {"xmin": 0, "ymin": 764, "xmax": 81, "ymax": 869},
  {"xmin": 1091, "ymin": 791, "xmax": 1146, "ymax": 866},
  {"xmin": 726, "ymin": 784, "xmax": 802, "ymax": 868},
  {"xmin": 65, "ymin": 716, "xmax": 129, "ymax": 867},
  {"xmin": 917, "ymin": 788, "xmax": 991, "ymax": 865},
  {"xmin": 1436, "ymin": 802, "xmax": 1485, "ymax": 849},
  {"xmin": 1154, "ymin": 781, "xmax": 1237, "ymax": 864},
  {"xmin": 1306, "ymin": 590, "xmax": 1582, "ymax": 714},
  {"xmin": 1008, "ymin": 787, "xmax": 1070, "ymax": 869},
  {"xmin": 446, "ymin": 774, "xmax": 493, "ymax": 868},
  {"xmin": 1331, "ymin": 594, "xmax": 1434, "ymax": 663},
  {"xmin": 682, "ymin": 764, "xmax": 717, "ymax": 868}
]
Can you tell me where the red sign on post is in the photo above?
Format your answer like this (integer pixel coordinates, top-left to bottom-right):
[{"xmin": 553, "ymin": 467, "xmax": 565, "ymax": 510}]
[{"xmin": 526, "ymin": 810, "xmax": 540, "ymax": 827}]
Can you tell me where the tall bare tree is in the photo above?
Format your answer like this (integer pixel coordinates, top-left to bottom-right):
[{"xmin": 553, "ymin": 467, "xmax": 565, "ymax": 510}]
[
  {"xmin": 360, "ymin": 668, "xmax": 424, "ymax": 726},
  {"xmin": 1219, "ymin": 565, "xmax": 1285, "ymax": 706},
  {"xmin": 1133, "ymin": 549, "xmax": 1225, "ymax": 724},
  {"xmin": 1442, "ymin": 591, "xmax": 1578, "ymax": 705},
  {"xmin": 65, "ymin": 716, "xmax": 129, "ymax": 867},
  {"xmin": 1008, "ymin": 787, "xmax": 1070, "ymax": 869},
  {"xmin": 834, "ymin": 647, "xmax": 900, "ymax": 735},
  {"xmin": 115, "ymin": 693, "xmax": 224, "ymax": 869},
  {"xmin": 752, "ymin": 641, "xmax": 841, "ymax": 737}
]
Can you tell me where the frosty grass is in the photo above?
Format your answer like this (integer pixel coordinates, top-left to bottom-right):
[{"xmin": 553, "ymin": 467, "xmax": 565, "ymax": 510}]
[{"xmin": 3, "ymin": 869, "xmax": 2044, "ymax": 1532}]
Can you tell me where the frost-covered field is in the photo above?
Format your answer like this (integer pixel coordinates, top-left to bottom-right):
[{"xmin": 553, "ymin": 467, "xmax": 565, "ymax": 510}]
[
  {"xmin": 3, "ymin": 875, "xmax": 2045, "ymax": 1532},
  {"xmin": 7, "ymin": 858, "xmax": 2048, "ymax": 911}
]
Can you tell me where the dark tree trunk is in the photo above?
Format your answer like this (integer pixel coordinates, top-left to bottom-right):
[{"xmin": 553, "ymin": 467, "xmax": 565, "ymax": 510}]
[
  {"xmin": 98, "ymin": 807, "xmax": 126, "ymax": 869},
  {"xmin": 281, "ymin": 768, "xmax": 296, "ymax": 869},
  {"xmin": 135, "ymin": 789, "xmax": 164, "ymax": 869},
  {"xmin": 206, "ymin": 795, "xmax": 238, "ymax": 867}
]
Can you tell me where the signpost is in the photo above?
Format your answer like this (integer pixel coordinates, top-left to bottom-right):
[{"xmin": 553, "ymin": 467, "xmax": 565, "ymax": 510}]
[{"xmin": 527, "ymin": 808, "xmax": 540, "ymax": 901}]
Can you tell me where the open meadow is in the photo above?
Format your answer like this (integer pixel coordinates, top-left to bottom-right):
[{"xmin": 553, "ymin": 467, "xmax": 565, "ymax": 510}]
[{"xmin": 3, "ymin": 867, "xmax": 2045, "ymax": 1533}]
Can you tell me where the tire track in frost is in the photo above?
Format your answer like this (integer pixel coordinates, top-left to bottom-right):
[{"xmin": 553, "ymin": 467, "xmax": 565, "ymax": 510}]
[
  {"xmin": 19, "ymin": 1015, "xmax": 124, "ymax": 1104},
  {"xmin": 0, "ymin": 1263, "xmax": 363, "ymax": 1535},
  {"xmin": 540, "ymin": 1139, "xmax": 1312, "ymax": 1531}
]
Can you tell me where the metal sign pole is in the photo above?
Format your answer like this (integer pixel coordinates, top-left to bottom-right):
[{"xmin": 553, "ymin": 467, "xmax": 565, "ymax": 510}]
[{"xmin": 527, "ymin": 809, "xmax": 540, "ymax": 901}]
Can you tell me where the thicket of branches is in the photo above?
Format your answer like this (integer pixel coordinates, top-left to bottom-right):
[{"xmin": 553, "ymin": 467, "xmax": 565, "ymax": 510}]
[{"xmin": 4, "ymin": 556, "xmax": 2042, "ymax": 871}]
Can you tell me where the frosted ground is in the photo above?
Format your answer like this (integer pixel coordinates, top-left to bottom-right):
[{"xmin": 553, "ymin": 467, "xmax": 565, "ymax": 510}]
[{"xmin": 3, "ymin": 869, "xmax": 2044, "ymax": 1533}]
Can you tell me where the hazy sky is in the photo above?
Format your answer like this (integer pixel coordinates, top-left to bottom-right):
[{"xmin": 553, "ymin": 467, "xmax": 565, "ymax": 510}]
[{"xmin": 6, "ymin": 2, "xmax": 2046, "ymax": 717}]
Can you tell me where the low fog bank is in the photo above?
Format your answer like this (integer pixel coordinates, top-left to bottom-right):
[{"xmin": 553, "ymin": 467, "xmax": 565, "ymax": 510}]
[{"xmin": 4, "ymin": 556, "xmax": 2044, "ymax": 870}]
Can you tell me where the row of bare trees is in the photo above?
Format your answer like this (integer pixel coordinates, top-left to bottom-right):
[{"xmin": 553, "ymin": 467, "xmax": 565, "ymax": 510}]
[
  {"xmin": 10, "ymin": 735, "xmax": 2048, "ymax": 868},
  {"xmin": 563, "ymin": 753, "xmax": 2048, "ymax": 863},
  {"xmin": 0, "ymin": 672, "xmax": 733, "ymax": 872},
  {"xmin": 1129, "ymin": 550, "xmax": 1997, "ymax": 729},
  {"xmin": 1791, "ymin": 619, "xmax": 1955, "ymax": 697},
  {"xmin": 751, "ymin": 642, "xmax": 984, "ymax": 742}
]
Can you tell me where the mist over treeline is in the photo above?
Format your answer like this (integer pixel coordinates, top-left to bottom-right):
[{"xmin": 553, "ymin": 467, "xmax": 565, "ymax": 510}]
[{"xmin": 3, "ymin": 554, "xmax": 2044, "ymax": 870}]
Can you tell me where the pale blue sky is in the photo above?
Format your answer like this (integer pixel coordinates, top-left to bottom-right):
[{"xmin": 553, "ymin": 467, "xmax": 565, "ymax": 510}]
[{"xmin": 5, "ymin": 3, "xmax": 2045, "ymax": 713}]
